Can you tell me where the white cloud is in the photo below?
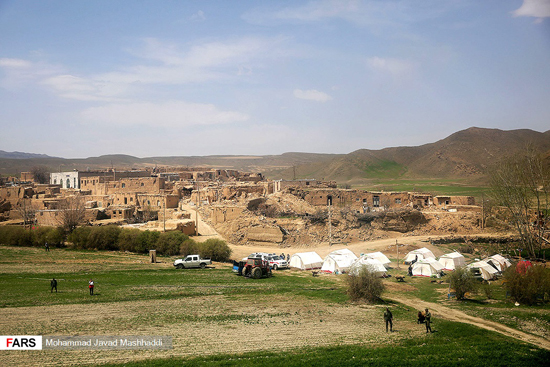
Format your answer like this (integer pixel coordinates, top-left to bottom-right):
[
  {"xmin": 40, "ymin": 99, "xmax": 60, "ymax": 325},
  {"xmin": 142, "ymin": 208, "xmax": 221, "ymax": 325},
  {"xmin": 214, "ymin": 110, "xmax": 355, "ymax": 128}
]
[
  {"xmin": 293, "ymin": 89, "xmax": 332, "ymax": 102},
  {"xmin": 243, "ymin": 0, "xmax": 463, "ymax": 29},
  {"xmin": 81, "ymin": 100, "xmax": 249, "ymax": 127},
  {"xmin": 512, "ymin": 0, "xmax": 550, "ymax": 21},
  {"xmin": 367, "ymin": 57, "xmax": 415, "ymax": 76},
  {"xmin": 0, "ymin": 36, "xmax": 284, "ymax": 102},
  {"xmin": 191, "ymin": 10, "xmax": 206, "ymax": 21},
  {"xmin": 0, "ymin": 58, "xmax": 32, "ymax": 68}
]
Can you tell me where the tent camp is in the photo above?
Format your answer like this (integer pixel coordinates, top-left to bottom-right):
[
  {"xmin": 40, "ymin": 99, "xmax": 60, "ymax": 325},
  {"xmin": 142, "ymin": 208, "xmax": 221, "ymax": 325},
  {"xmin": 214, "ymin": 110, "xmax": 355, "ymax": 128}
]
[
  {"xmin": 411, "ymin": 258, "xmax": 444, "ymax": 277},
  {"xmin": 349, "ymin": 257, "xmax": 387, "ymax": 277},
  {"xmin": 438, "ymin": 252, "xmax": 466, "ymax": 271},
  {"xmin": 321, "ymin": 249, "xmax": 358, "ymax": 273},
  {"xmin": 404, "ymin": 247, "xmax": 436, "ymax": 264},
  {"xmin": 289, "ymin": 252, "xmax": 323, "ymax": 270},
  {"xmin": 468, "ymin": 261, "xmax": 499, "ymax": 281},
  {"xmin": 484, "ymin": 254, "xmax": 512, "ymax": 272},
  {"xmin": 364, "ymin": 251, "xmax": 391, "ymax": 266}
]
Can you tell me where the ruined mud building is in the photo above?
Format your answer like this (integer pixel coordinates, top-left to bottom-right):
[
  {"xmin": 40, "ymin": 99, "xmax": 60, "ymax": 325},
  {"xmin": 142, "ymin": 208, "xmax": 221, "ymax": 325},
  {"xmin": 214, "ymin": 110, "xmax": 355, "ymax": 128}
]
[{"xmin": 1, "ymin": 168, "xmax": 476, "ymax": 231}]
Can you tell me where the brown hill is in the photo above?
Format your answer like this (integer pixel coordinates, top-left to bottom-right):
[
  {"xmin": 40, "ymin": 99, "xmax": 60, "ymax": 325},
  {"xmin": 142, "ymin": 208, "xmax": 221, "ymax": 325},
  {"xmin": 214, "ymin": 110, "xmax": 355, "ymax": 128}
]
[
  {"xmin": 1, "ymin": 127, "xmax": 548, "ymax": 184},
  {"xmin": 264, "ymin": 127, "xmax": 550, "ymax": 183}
]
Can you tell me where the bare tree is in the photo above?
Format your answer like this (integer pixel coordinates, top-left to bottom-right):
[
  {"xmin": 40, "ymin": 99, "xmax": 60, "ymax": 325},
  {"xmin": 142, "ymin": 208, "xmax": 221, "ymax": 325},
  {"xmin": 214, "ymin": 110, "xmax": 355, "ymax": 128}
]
[
  {"xmin": 57, "ymin": 194, "xmax": 86, "ymax": 232},
  {"xmin": 31, "ymin": 165, "xmax": 50, "ymax": 184},
  {"xmin": 489, "ymin": 147, "xmax": 550, "ymax": 258},
  {"xmin": 16, "ymin": 198, "xmax": 36, "ymax": 228}
]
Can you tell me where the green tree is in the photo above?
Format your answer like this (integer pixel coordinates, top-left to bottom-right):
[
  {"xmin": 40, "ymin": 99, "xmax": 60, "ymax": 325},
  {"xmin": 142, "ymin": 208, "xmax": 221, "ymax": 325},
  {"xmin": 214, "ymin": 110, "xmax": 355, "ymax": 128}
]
[
  {"xmin": 155, "ymin": 231, "xmax": 188, "ymax": 256},
  {"xmin": 448, "ymin": 266, "xmax": 477, "ymax": 300},
  {"xmin": 346, "ymin": 266, "xmax": 385, "ymax": 303},
  {"xmin": 504, "ymin": 265, "xmax": 550, "ymax": 305},
  {"xmin": 87, "ymin": 225, "xmax": 121, "ymax": 251},
  {"xmin": 200, "ymin": 238, "xmax": 232, "ymax": 262}
]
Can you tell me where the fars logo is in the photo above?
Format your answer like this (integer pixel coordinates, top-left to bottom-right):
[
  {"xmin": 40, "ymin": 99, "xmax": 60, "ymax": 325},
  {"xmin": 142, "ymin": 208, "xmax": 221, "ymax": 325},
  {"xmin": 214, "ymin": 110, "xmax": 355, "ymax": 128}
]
[{"xmin": 0, "ymin": 336, "xmax": 42, "ymax": 350}]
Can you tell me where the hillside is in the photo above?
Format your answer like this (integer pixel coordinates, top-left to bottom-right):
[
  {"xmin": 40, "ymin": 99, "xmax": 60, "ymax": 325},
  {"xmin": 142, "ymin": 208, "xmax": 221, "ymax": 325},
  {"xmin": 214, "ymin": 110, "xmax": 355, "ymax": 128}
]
[
  {"xmin": 1, "ymin": 127, "xmax": 549, "ymax": 184},
  {"xmin": 265, "ymin": 127, "xmax": 550, "ymax": 183}
]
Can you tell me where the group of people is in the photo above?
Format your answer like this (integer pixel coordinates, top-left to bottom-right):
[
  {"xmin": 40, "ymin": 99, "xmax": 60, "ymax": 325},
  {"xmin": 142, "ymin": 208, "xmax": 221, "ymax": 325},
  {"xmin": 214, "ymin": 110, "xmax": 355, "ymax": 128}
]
[
  {"xmin": 383, "ymin": 307, "xmax": 433, "ymax": 333},
  {"xmin": 49, "ymin": 278, "xmax": 95, "ymax": 295},
  {"xmin": 279, "ymin": 253, "xmax": 290, "ymax": 261}
]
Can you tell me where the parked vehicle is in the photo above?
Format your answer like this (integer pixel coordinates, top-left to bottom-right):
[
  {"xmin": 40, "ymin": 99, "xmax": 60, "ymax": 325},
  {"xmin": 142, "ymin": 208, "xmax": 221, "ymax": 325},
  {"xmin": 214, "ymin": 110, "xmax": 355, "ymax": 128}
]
[
  {"xmin": 241, "ymin": 255, "xmax": 272, "ymax": 279},
  {"xmin": 173, "ymin": 255, "xmax": 212, "ymax": 269},
  {"xmin": 266, "ymin": 255, "xmax": 288, "ymax": 270}
]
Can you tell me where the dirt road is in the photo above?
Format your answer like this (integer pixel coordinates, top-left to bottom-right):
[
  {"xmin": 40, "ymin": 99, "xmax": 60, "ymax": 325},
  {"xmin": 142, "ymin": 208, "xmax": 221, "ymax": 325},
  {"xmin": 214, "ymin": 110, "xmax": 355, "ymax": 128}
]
[{"xmin": 387, "ymin": 295, "xmax": 550, "ymax": 351}]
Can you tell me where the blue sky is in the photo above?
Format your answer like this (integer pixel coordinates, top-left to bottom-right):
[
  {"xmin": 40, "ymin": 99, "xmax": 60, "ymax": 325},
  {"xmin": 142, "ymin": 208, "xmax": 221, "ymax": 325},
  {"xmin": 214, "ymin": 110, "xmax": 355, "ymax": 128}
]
[{"xmin": 0, "ymin": 0, "xmax": 549, "ymax": 158}]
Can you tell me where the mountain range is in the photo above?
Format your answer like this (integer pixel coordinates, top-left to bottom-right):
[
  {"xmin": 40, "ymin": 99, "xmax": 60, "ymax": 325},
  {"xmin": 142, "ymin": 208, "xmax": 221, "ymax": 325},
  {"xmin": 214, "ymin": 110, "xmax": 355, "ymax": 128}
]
[{"xmin": 1, "ymin": 127, "xmax": 549, "ymax": 184}]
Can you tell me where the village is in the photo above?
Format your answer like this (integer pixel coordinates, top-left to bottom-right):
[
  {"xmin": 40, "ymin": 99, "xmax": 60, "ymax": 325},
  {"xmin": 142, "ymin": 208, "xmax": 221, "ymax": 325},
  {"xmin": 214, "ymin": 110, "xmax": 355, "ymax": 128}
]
[{"xmin": 0, "ymin": 167, "xmax": 485, "ymax": 247}]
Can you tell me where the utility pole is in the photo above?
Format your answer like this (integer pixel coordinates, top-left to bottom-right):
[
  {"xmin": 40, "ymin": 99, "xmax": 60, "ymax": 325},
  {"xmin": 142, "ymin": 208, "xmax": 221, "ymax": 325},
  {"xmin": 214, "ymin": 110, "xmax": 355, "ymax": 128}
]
[
  {"xmin": 396, "ymin": 239, "xmax": 400, "ymax": 269},
  {"xmin": 481, "ymin": 193, "xmax": 485, "ymax": 229},
  {"xmin": 328, "ymin": 196, "xmax": 332, "ymax": 246},
  {"xmin": 163, "ymin": 196, "xmax": 166, "ymax": 232}
]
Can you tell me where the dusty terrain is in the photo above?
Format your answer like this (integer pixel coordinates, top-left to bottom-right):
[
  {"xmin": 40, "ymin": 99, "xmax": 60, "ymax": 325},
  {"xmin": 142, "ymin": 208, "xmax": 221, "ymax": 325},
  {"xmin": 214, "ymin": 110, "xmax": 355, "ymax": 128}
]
[{"xmin": 0, "ymin": 294, "xmax": 422, "ymax": 367}]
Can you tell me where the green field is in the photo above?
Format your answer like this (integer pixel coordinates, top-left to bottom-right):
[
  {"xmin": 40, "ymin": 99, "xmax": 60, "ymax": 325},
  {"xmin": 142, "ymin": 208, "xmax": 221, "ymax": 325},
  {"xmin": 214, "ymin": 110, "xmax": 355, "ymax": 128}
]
[
  {"xmin": 0, "ymin": 246, "xmax": 548, "ymax": 366},
  {"xmin": 353, "ymin": 179, "xmax": 491, "ymax": 200}
]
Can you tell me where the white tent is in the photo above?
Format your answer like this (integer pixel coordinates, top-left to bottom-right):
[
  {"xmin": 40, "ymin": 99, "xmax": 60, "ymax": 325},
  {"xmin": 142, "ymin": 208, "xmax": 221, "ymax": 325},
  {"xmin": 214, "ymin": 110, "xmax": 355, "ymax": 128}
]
[
  {"xmin": 468, "ymin": 260, "xmax": 499, "ymax": 281},
  {"xmin": 412, "ymin": 258, "xmax": 444, "ymax": 277},
  {"xmin": 289, "ymin": 252, "xmax": 323, "ymax": 270},
  {"xmin": 404, "ymin": 247, "xmax": 435, "ymax": 264},
  {"xmin": 349, "ymin": 257, "xmax": 387, "ymax": 277},
  {"xmin": 364, "ymin": 251, "xmax": 391, "ymax": 266},
  {"xmin": 321, "ymin": 249, "xmax": 358, "ymax": 273},
  {"xmin": 484, "ymin": 254, "xmax": 512, "ymax": 272},
  {"xmin": 438, "ymin": 252, "xmax": 466, "ymax": 271}
]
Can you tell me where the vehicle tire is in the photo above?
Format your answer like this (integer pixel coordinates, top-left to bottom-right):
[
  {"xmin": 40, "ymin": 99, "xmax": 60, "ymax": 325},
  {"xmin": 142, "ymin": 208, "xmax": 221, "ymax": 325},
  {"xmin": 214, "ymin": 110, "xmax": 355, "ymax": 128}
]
[
  {"xmin": 242, "ymin": 268, "xmax": 248, "ymax": 277},
  {"xmin": 273, "ymin": 264, "xmax": 278, "ymax": 271},
  {"xmin": 252, "ymin": 267, "xmax": 262, "ymax": 279},
  {"xmin": 200, "ymin": 263, "xmax": 206, "ymax": 269},
  {"xmin": 176, "ymin": 264, "xmax": 183, "ymax": 269}
]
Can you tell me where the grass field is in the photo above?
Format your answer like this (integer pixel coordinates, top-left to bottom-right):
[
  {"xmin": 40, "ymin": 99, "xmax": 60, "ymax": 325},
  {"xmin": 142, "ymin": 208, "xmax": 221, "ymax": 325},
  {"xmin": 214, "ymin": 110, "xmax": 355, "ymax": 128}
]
[
  {"xmin": 353, "ymin": 179, "xmax": 491, "ymax": 200},
  {"xmin": 0, "ymin": 246, "xmax": 548, "ymax": 366}
]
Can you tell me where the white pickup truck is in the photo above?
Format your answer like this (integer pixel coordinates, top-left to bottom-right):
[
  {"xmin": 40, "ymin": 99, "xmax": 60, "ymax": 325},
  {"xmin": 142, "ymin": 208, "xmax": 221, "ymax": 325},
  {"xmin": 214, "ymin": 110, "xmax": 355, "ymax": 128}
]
[{"xmin": 173, "ymin": 255, "xmax": 212, "ymax": 269}]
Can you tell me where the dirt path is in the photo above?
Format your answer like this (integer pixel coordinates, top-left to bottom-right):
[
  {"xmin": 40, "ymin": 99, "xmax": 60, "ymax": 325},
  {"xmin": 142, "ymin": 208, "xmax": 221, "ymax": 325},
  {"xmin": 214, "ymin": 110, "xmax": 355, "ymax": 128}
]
[{"xmin": 386, "ymin": 295, "xmax": 550, "ymax": 351}]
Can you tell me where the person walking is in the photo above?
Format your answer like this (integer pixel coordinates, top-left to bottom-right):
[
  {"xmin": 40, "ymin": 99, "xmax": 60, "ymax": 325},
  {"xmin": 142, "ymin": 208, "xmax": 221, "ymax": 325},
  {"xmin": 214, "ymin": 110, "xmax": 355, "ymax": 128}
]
[
  {"xmin": 50, "ymin": 278, "xmax": 57, "ymax": 293},
  {"xmin": 89, "ymin": 279, "xmax": 94, "ymax": 295},
  {"xmin": 424, "ymin": 308, "xmax": 432, "ymax": 333},
  {"xmin": 384, "ymin": 307, "xmax": 393, "ymax": 332}
]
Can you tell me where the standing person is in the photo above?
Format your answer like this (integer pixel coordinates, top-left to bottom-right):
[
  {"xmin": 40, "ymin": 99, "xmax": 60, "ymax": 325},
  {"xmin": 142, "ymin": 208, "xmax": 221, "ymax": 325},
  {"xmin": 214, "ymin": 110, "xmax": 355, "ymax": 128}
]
[
  {"xmin": 50, "ymin": 278, "xmax": 57, "ymax": 293},
  {"xmin": 286, "ymin": 254, "xmax": 290, "ymax": 262},
  {"xmin": 384, "ymin": 307, "xmax": 393, "ymax": 332},
  {"xmin": 424, "ymin": 308, "xmax": 432, "ymax": 333},
  {"xmin": 45, "ymin": 242, "xmax": 50, "ymax": 252},
  {"xmin": 89, "ymin": 279, "xmax": 94, "ymax": 295}
]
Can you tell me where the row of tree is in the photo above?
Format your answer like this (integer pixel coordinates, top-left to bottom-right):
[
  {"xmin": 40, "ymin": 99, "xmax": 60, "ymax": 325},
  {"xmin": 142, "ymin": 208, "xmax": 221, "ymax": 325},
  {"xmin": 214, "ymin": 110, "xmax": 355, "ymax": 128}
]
[{"xmin": 0, "ymin": 225, "xmax": 232, "ymax": 262}]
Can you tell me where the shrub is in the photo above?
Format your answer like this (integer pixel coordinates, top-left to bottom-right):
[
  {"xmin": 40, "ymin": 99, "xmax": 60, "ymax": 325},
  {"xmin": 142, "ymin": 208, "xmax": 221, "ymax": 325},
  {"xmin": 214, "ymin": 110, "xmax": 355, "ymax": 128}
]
[
  {"xmin": 118, "ymin": 228, "xmax": 142, "ymax": 252},
  {"xmin": 68, "ymin": 226, "xmax": 92, "ymax": 249},
  {"xmin": 179, "ymin": 239, "xmax": 198, "ymax": 257},
  {"xmin": 448, "ymin": 266, "xmax": 478, "ymax": 300},
  {"xmin": 87, "ymin": 225, "xmax": 121, "ymax": 251},
  {"xmin": 0, "ymin": 226, "xmax": 32, "ymax": 246},
  {"xmin": 199, "ymin": 238, "xmax": 232, "ymax": 262},
  {"xmin": 504, "ymin": 264, "xmax": 550, "ymax": 305},
  {"xmin": 136, "ymin": 230, "xmax": 159, "ymax": 253},
  {"xmin": 481, "ymin": 283, "xmax": 493, "ymax": 299},
  {"xmin": 345, "ymin": 267, "xmax": 385, "ymax": 303},
  {"xmin": 155, "ymin": 231, "xmax": 189, "ymax": 256},
  {"xmin": 46, "ymin": 227, "xmax": 65, "ymax": 247}
]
